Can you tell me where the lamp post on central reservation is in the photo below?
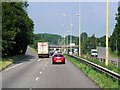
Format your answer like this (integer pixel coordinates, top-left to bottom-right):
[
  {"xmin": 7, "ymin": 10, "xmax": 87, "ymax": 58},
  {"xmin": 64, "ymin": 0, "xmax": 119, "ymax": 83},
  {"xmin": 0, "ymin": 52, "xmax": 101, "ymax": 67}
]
[
  {"xmin": 62, "ymin": 14, "xmax": 73, "ymax": 55},
  {"xmin": 76, "ymin": 13, "xmax": 81, "ymax": 57}
]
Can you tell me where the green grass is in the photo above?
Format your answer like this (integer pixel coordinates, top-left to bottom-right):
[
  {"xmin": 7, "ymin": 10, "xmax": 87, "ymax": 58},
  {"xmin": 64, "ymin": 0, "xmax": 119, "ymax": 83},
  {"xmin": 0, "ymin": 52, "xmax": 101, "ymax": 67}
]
[
  {"xmin": 109, "ymin": 49, "xmax": 120, "ymax": 58},
  {"xmin": 0, "ymin": 46, "xmax": 38, "ymax": 70},
  {"xmin": 65, "ymin": 55, "xmax": 119, "ymax": 88},
  {"xmin": 81, "ymin": 56, "xmax": 120, "ymax": 74},
  {"xmin": 29, "ymin": 44, "xmax": 37, "ymax": 51},
  {"xmin": 3, "ymin": 54, "xmax": 25, "ymax": 62},
  {"xmin": 0, "ymin": 54, "xmax": 25, "ymax": 70},
  {"xmin": 0, "ymin": 60, "xmax": 12, "ymax": 70},
  {"xmin": 29, "ymin": 46, "xmax": 37, "ymax": 52}
]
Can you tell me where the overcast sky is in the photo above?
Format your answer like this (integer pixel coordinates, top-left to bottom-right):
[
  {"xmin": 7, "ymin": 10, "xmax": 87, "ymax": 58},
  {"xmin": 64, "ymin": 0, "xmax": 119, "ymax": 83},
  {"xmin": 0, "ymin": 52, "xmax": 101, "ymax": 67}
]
[{"xmin": 27, "ymin": 1, "xmax": 119, "ymax": 37}]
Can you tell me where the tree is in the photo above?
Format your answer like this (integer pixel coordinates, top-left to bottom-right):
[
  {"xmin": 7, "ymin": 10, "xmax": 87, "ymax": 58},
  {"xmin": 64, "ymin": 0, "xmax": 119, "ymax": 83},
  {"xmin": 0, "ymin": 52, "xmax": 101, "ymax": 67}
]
[
  {"xmin": 110, "ymin": 6, "xmax": 120, "ymax": 55},
  {"xmin": 65, "ymin": 35, "xmax": 78, "ymax": 45},
  {"xmin": 117, "ymin": 7, "xmax": 120, "ymax": 56},
  {"xmin": 81, "ymin": 34, "xmax": 97, "ymax": 54},
  {"xmin": 99, "ymin": 35, "xmax": 106, "ymax": 47},
  {"xmin": 2, "ymin": 2, "xmax": 34, "ymax": 57},
  {"xmin": 81, "ymin": 32, "xmax": 88, "ymax": 43},
  {"xmin": 34, "ymin": 33, "xmax": 61, "ymax": 45}
]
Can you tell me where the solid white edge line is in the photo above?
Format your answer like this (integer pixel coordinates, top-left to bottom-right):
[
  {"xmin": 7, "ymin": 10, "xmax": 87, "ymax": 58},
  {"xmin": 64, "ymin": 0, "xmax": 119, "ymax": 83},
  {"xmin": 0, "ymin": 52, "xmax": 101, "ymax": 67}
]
[{"xmin": 4, "ymin": 63, "xmax": 23, "ymax": 71}]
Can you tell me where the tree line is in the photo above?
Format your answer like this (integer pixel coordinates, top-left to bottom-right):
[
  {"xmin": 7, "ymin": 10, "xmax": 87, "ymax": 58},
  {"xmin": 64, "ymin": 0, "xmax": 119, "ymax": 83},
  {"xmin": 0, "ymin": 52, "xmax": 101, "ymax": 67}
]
[
  {"xmin": 31, "ymin": 28, "xmax": 119, "ymax": 56},
  {"xmin": 77, "ymin": 6, "xmax": 120, "ymax": 55},
  {"xmin": 30, "ymin": 33, "xmax": 62, "ymax": 50},
  {"xmin": 2, "ymin": 2, "xmax": 34, "ymax": 57},
  {"xmin": 109, "ymin": 6, "xmax": 120, "ymax": 56}
]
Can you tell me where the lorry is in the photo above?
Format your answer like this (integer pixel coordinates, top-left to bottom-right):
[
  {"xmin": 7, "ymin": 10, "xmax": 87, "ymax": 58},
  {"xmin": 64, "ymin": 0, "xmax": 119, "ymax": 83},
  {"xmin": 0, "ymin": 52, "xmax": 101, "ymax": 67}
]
[
  {"xmin": 38, "ymin": 42, "xmax": 49, "ymax": 58},
  {"xmin": 91, "ymin": 49, "xmax": 98, "ymax": 57}
]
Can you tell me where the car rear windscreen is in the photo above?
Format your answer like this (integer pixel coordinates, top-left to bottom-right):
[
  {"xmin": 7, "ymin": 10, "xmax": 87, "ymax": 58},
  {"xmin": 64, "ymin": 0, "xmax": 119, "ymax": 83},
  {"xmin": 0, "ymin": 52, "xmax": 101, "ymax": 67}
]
[{"xmin": 54, "ymin": 54, "xmax": 63, "ymax": 57}]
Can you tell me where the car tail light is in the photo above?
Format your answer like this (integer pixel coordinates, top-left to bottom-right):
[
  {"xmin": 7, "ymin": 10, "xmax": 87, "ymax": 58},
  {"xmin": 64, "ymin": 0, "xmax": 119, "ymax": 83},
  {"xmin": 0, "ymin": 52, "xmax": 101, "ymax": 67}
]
[{"xmin": 60, "ymin": 57, "xmax": 64, "ymax": 60}]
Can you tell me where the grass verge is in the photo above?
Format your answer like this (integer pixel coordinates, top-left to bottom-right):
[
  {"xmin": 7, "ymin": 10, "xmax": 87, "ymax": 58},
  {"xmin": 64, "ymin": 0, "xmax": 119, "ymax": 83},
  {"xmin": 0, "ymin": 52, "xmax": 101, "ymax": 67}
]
[
  {"xmin": 65, "ymin": 55, "xmax": 119, "ymax": 88},
  {"xmin": 81, "ymin": 56, "xmax": 120, "ymax": 74},
  {"xmin": 0, "ymin": 54, "xmax": 25, "ymax": 70},
  {"xmin": 29, "ymin": 46, "xmax": 37, "ymax": 52},
  {"xmin": 109, "ymin": 49, "xmax": 120, "ymax": 58},
  {"xmin": 0, "ymin": 60, "xmax": 12, "ymax": 70}
]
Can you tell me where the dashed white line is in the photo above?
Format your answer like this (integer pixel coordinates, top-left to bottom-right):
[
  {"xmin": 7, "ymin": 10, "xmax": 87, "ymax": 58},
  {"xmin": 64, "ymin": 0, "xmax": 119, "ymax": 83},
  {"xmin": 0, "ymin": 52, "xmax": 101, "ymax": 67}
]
[
  {"xmin": 40, "ymin": 72, "xmax": 42, "ymax": 74},
  {"xmin": 4, "ymin": 63, "xmax": 23, "ymax": 71},
  {"xmin": 45, "ymin": 65, "xmax": 47, "ymax": 67},
  {"xmin": 42, "ymin": 67, "xmax": 44, "ymax": 70},
  {"xmin": 38, "ymin": 59, "xmax": 41, "ymax": 62},
  {"xmin": 36, "ymin": 77, "xmax": 39, "ymax": 80}
]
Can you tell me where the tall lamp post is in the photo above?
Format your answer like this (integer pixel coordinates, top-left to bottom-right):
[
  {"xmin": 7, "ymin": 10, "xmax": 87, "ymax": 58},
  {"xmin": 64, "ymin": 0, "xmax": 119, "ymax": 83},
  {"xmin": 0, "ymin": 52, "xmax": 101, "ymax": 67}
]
[
  {"xmin": 62, "ymin": 14, "xmax": 72, "ymax": 55},
  {"xmin": 65, "ymin": 29, "xmax": 70, "ymax": 54},
  {"xmin": 64, "ymin": 33, "xmax": 66, "ymax": 53},
  {"xmin": 76, "ymin": 13, "xmax": 81, "ymax": 57},
  {"xmin": 67, "ymin": 27, "xmax": 69, "ymax": 54},
  {"xmin": 105, "ymin": 0, "xmax": 109, "ymax": 66},
  {"xmin": 61, "ymin": 24, "xmax": 66, "ymax": 53},
  {"xmin": 75, "ymin": 1, "xmax": 81, "ymax": 57}
]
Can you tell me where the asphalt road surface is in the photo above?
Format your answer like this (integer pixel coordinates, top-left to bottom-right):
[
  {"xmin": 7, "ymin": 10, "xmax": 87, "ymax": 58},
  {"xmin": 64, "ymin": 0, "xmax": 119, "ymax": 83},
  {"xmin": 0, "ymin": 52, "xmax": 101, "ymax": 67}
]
[{"xmin": 2, "ymin": 47, "xmax": 99, "ymax": 88}]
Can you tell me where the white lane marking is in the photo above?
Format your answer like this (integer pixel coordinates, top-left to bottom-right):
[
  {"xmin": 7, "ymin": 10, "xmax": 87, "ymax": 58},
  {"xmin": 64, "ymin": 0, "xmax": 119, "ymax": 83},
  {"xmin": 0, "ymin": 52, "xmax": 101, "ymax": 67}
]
[
  {"xmin": 40, "ymin": 72, "xmax": 42, "ymax": 74},
  {"xmin": 42, "ymin": 67, "xmax": 44, "ymax": 70},
  {"xmin": 36, "ymin": 77, "xmax": 39, "ymax": 80},
  {"xmin": 4, "ymin": 63, "xmax": 23, "ymax": 71},
  {"xmin": 38, "ymin": 59, "xmax": 41, "ymax": 62},
  {"xmin": 46, "ymin": 62, "xmax": 48, "ymax": 65},
  {"xmin": 45, "ymin": 65, "xmax": 47, "ymax": 67}
]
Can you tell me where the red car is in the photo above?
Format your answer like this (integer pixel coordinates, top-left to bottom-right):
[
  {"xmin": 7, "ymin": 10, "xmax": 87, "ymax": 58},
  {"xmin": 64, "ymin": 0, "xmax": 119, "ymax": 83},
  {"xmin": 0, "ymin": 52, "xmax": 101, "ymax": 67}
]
[{"xmin": 52, "ymin": 54, "xmax": 65, "ymax": 64}]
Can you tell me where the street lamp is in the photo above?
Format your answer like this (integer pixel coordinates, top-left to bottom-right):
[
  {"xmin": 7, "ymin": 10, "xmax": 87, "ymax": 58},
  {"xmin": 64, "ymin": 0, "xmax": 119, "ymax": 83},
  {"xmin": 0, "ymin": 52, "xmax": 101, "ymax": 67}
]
[
  {"xmin": 62, "ymin": 14, "xmax": 73, "ymax": 55},
  {"xmin": 64, "ymin": 33, "xmax": 66, "ymax": 53},
  {"xmin": 76, "ymin": 1, "xmax": 81, "ymax": 57},
  {"xmin": 105, "ymin": 0, "xmax": 109, "ymax": 66},
  {"xmin": 67, "ymin": 29, "xmax": 70, "ymax": 54},
  {"xmin": 61, "ymin": 24, "xmax": 65, "ymax": 53},
  {"xmin": 76, "ymin": 13, "xmax": 81, "ymax": 57}
]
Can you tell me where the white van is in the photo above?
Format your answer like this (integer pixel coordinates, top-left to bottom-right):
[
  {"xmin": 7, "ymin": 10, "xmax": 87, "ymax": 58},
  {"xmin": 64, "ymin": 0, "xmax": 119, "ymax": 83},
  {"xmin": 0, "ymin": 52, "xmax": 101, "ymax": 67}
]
[{"xmin": 91, "ymin": 49, "xmax": 98, "ymax": 57}]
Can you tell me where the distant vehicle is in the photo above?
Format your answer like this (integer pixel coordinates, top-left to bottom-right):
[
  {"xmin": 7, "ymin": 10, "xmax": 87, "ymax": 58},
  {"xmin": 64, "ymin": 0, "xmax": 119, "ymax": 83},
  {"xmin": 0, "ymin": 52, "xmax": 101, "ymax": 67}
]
[
  {"xmin": 54, "ymin": 50, "xmax": 58, "ymax": 54},
  {"xmin": 69, "ymin": 52, "xmax": 73, "ymax": 55},
  {"xmin": 49, "ymin": 51, "xmax": 54, "ymax": 56},
  {"xmin": 91, "ymin": 49, "xmax": 98, "ymax": 57},
  {"xmin": 73, "ymin": 48, "xmax": 78, "ymax": 54},
  {"xmin": 52, "ymin": 53, "xmax": 65, "ymax": 64},
  {"xmin": 38, "ymin": 42, "xmax": 49, "ymax": 58}
]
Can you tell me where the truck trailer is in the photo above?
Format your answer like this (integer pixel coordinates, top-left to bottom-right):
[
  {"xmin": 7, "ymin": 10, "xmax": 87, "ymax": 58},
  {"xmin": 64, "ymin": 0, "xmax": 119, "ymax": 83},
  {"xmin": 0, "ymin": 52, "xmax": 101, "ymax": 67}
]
[{"xmin": 38, "ymin": 42, "xmax": 49, "ymax": 58}]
